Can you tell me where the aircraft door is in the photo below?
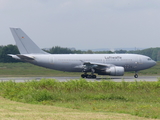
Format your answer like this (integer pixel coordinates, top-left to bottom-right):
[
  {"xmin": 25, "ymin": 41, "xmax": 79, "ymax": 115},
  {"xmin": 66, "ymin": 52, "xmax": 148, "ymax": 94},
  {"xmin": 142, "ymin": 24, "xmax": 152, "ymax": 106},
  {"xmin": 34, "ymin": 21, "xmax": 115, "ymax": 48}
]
[
  {"xmin": 134, "ymin": 56, "xmax": 143, "ymax": 69},
  {"xmin": 138, "ymin": 57, "xmax": 143, "ymax": 64},
  {"xmin": 50, "ymin": 56, "xmax": 55, "ymax": 64},
  {"xmin": 134, "ymin": 57, "xmax": 139, "ymax": 69}
]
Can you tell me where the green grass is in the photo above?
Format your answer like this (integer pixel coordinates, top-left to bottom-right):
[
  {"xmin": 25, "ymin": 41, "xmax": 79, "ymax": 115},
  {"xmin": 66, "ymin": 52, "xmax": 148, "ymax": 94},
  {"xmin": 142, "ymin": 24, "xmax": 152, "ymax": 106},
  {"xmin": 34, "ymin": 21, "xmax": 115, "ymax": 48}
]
[
  {"xmin": 1, "ymin": 79, "xmax": 160, "ymax": 119},
  {"xmin": 0, "ymin": 97, "xmax": 153, "ymax": 120},
  {"xmin": 0, "ymin": 63, "xmax": 81, "ymax": 77},
  {"xmin": 0, "ymin": 62, "xmax": 160, "ymax": 119},
  {"xmin": 0, "ymin": 62, "xmax": 159, "ymax": 77}
]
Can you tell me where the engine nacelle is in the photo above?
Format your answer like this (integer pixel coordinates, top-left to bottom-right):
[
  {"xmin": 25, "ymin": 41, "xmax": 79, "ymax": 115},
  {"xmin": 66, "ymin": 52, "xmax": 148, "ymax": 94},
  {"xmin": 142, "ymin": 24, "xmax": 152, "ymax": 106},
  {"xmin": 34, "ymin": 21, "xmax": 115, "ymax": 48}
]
[
  {"xmin": 98, "ymin": 66, "xmax": 124, "ymax": 76},
  {"xmin": 106, "ymin": 66, "xmax": 124, "ymax": 76}
]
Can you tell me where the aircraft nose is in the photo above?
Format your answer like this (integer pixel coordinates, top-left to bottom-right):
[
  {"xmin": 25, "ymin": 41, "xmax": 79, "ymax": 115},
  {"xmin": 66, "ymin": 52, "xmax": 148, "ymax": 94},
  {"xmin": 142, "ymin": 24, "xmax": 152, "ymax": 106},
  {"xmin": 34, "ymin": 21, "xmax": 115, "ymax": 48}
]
[
  {"xmin": 153, "ymin": 61, "xmax": 157, "ymax": 66},
  {"xmin": 146, "ymin": 60, "xmax": 156, "ymax": 69},
  {"xmin": 150, "ymin": 60, "xmax": 156, "ymax": 68}
]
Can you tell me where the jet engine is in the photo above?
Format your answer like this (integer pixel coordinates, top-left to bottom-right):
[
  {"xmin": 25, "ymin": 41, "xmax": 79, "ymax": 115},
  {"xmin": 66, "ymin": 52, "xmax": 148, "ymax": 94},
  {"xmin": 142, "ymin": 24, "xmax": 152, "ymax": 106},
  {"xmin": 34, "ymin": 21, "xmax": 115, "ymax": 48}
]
[{"xmin": 98, "ymin": 66, "xmax": 124, "ymax": 76}]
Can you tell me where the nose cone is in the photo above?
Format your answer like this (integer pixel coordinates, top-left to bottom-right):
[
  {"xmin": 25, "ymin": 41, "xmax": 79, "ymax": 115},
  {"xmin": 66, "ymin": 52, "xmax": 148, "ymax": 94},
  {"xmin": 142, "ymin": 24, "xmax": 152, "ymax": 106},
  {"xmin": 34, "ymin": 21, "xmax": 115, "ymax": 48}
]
[
  {"xmin": 139, "ymin": 56, "xmax": 156, "ymax": 70},
  {"xmin": 143, "ymin": 59, "xmax": 156, "ymax": 69},
  {"xmin": 148, "ymin": 60, "xmax": 156, "ymax": 68},
  {"xmin": 152, "ymin": 60, "xmax": 157, "ymax": 66}
]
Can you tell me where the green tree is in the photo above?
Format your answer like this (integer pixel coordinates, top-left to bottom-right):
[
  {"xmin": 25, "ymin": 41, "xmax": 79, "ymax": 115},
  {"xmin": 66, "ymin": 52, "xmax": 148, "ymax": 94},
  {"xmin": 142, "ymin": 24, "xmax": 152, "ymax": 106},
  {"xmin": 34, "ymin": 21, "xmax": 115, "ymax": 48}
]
[
  {"xmin": 48, "ymin": 46, "xmax": 73, "ymax": 54},
  {"xmin": 0, "ymin": 45, "xmax": 19, "ymax": 62},
  {"xmin": 157, "ymin": 50, "xmax": 160, "ymax": 61}
]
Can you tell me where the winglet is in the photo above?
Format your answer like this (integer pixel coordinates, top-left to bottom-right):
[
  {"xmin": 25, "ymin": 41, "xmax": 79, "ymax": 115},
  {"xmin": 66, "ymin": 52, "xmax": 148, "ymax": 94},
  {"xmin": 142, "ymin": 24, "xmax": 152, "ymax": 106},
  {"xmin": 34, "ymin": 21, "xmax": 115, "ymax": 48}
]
[{"xmin": 10, "ymin": 28, "xmax": 48, "ymax": 54}]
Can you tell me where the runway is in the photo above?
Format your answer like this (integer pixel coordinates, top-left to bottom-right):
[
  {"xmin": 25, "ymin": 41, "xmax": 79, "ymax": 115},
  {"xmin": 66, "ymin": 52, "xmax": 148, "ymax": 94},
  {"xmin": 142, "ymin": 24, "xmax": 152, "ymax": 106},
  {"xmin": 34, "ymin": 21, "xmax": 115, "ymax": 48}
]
[{"xmin": 0, "ymin": 76, "xmax": 159, "ymax": 82}]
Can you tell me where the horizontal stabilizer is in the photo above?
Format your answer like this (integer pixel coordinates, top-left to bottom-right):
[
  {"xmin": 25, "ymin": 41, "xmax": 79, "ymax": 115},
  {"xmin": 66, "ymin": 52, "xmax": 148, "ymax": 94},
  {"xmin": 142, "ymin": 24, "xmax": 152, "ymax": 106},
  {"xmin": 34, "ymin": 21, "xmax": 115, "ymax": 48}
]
[
  {"xmin": 8, "ymin": 54, "xmax": 20, "ymax": 60},
  {"xmin": 16, "ymin": 54, "xmax": 34, "ymax": 60},
  {"xmin": 8, "ymin": 54, "xmax": 34, "ymax": 61}
]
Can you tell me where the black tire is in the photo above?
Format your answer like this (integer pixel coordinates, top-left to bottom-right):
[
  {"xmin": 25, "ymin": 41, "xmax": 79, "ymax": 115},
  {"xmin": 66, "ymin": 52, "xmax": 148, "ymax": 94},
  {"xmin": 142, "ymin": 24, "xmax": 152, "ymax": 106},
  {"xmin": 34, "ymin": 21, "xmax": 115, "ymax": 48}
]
[
  {"xmin": 92, "ymin": 75, "xmax": 96, "ymax": 78},
  {"xmin": 134, "ymin": 74, "xmax": 138, "ymax": 78},
  {"xmin": 86, "ymin": 75, "xmax": 92, "ymax": 78},
  {"xmin": 81, "ymin": 74, "xmax": 85, "ymax": 78}
]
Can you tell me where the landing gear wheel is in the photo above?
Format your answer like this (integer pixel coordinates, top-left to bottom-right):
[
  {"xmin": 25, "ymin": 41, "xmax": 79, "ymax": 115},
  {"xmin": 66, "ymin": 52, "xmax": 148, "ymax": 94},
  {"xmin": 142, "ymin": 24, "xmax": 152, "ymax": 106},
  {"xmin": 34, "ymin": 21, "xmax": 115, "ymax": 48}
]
[
  {"xmin": 86, "ymin": 75, "xmax": 97, "ymax": 79},
  {"xmin": 81, "ymin": 74, "xmax": 85, "ymax": 78},
  {"xmin": 134, "ymin": 74, "xmax": 138, "ymax": 78},
  {"xmin": 81, "ymin": 74, "xmax": 96, "ymax": 79},
  {"xmin": 86, "ymin": 75, "xmax": 92, "ymax": 78},
  {"xmin": 81, "ymin": 74, "xmax": 88, "ymax": 78},
  {"xmin": 92, "ymin": 75, "xmax": 96, "ymax": 78}
]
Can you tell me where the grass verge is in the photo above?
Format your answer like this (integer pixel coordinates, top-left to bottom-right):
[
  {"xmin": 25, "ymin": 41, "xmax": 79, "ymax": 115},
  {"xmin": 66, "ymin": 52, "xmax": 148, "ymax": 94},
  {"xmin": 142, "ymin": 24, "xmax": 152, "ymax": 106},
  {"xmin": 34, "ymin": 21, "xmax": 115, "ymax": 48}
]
[
  {"xmin": 0, "ymin": 79, "xmax": 160, "ymax": 119},
  {"xmin": 0, "ymin": 97, "xmax": 157, "ymax": 120}
]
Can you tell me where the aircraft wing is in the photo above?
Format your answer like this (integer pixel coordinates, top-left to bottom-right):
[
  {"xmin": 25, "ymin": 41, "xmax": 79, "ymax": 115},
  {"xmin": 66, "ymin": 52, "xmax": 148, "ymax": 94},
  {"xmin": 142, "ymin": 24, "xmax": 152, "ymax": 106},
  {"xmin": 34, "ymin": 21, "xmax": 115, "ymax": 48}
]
[
  {"xmin": 83, "ymin": 61, "xmax": 114, "ymax": 70},
  {"xmin": 84, "ymin": 61, "xmax": 114, "ymax": 67}
]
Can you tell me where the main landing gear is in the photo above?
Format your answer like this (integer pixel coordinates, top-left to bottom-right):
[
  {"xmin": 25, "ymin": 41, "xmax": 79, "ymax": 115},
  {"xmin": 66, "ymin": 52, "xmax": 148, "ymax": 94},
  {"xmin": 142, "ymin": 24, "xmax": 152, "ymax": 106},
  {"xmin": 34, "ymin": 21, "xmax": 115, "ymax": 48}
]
[
  {"xmin": 81, "ymin": 68, "xmax": 97, "ymax": 78},
  {"xmin": 81, "ymin": 74, "xmax": 97, "ymax": 78},
  {"xmin": 134, "ymin": 71, "xmax": 138, "ymax": 78}
]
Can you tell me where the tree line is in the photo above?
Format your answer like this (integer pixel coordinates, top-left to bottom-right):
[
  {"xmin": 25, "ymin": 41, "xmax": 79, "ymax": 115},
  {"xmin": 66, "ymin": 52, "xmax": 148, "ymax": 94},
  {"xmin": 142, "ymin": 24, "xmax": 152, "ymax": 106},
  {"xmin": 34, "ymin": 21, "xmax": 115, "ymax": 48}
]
[{"xmin": 1, "ymin": 44, "xmax": 160, "ymax": 62}]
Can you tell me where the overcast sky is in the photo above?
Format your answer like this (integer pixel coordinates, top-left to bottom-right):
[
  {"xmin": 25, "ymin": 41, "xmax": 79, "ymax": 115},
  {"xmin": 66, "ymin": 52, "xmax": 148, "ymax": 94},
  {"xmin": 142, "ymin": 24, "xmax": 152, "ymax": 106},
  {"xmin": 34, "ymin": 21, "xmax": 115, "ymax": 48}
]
[{"xmin": 1, "ymin": 0, "xmax": 160, "ymax": 50}]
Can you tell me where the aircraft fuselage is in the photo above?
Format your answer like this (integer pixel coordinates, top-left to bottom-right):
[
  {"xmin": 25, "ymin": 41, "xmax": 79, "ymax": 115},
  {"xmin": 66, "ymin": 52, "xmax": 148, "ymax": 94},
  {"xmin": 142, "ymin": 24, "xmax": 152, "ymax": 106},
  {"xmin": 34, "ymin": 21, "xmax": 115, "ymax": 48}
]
[{"xmin": 27, "ymin": 54, "xmax": 156, "ymax": 72}]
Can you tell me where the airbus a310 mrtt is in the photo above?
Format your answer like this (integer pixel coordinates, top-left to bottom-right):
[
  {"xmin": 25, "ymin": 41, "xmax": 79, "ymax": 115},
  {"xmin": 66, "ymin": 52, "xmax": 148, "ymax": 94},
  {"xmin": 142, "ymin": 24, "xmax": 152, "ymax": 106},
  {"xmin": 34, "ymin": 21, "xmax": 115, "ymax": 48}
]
[{"xmin": 9, "ymin": 28, "xmax": 156, "ymax": 78}]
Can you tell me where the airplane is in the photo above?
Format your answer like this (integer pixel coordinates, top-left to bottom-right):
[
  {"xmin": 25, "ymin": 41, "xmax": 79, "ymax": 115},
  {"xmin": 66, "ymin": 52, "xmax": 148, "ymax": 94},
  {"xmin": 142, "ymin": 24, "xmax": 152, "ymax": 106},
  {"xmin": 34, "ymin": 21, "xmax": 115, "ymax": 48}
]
[{"xmin": 8, "ymin": 28, "xmax": 156, "ymax": 78}]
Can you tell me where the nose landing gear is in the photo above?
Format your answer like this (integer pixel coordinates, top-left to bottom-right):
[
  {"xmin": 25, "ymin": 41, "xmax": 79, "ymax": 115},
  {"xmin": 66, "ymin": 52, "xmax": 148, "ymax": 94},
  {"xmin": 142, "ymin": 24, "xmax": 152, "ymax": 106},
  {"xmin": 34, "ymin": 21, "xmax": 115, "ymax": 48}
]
[
  {"xmin": 134, "ymin": 74, "xmax": 138, "ymax": 78},
  {"xmin": 134, "ymin": 71, "xmax": 138, "ymax": 78}
]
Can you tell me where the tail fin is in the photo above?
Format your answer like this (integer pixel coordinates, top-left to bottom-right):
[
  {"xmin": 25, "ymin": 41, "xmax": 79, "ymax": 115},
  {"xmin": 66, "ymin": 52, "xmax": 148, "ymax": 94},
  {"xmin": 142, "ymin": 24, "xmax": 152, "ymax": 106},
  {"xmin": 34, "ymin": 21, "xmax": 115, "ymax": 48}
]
[{"xmin": 10, "ymin": 28, "xmax": 48, "ymax": 54}]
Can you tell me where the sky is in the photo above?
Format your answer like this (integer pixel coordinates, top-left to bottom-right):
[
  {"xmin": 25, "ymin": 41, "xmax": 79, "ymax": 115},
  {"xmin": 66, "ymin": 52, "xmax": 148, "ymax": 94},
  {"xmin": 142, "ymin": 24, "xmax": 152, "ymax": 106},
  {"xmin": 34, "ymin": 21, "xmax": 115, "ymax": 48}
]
[{"xmin": 1, "ymin": 0, "xmax": 160, "ymax": 50}]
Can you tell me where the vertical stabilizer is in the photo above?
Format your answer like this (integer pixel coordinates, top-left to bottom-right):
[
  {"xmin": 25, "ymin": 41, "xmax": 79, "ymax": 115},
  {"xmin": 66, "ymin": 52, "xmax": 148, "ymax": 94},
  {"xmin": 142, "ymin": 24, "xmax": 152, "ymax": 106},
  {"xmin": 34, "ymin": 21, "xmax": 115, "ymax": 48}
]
[{"xmin": 10, "ymin": 28, "xmax": 48, "ymax": 54}]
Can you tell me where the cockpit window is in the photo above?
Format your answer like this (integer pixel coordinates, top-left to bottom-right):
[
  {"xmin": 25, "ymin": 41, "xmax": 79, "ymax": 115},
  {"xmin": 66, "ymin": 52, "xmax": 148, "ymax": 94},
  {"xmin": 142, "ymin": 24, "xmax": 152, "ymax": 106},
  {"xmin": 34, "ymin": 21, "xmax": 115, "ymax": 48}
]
[{"xmin": 148, "ymin": 58, "xmax": 152, "ymax": 61}]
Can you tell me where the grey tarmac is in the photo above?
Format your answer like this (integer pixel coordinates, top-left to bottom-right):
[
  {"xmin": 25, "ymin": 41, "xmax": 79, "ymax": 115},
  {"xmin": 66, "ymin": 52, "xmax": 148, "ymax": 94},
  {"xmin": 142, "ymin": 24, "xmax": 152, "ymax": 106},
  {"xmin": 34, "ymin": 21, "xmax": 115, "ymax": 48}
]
[{"xmin": 0, "ymin": 76, "xmax": 159, "ymax": 82}]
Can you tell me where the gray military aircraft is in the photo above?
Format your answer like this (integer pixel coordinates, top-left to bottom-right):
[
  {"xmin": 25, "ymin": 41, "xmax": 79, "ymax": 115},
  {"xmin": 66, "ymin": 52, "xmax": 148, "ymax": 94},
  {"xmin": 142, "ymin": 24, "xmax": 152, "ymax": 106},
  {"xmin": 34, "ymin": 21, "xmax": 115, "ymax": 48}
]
[{"xmin": 9, "ymin": 28, "xmax": 156, "ymax": 78}]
